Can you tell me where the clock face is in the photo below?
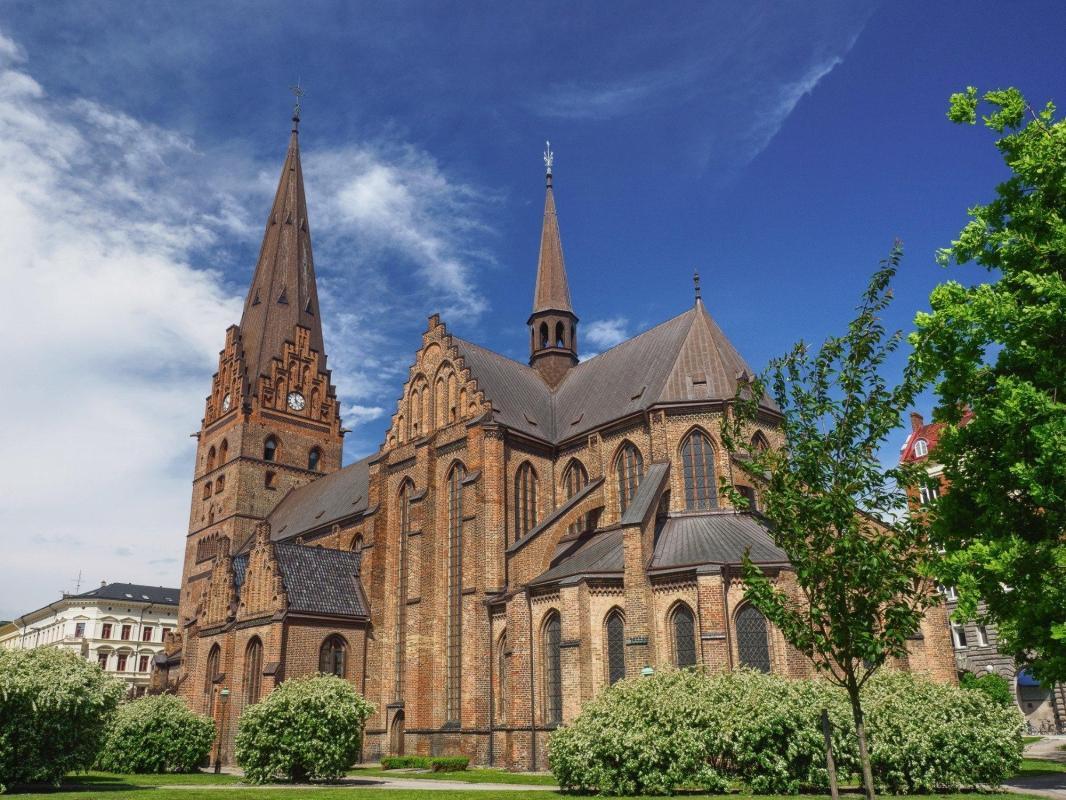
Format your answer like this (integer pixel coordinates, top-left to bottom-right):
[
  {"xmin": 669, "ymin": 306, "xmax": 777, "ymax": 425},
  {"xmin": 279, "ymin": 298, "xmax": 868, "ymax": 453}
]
[
  {"xmin": 287, "ymin": 391, "xmax": 306, "ymax": 411},
  {"xmin": 221, "ymin": 393, "xmax": 231, "ymax": 413}
]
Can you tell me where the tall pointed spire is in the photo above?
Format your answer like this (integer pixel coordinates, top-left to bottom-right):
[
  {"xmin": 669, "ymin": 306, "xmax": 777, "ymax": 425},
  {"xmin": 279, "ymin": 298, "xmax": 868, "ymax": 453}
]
[
  {"xmin": 531, "ymin": 141, "xmax": 573, "ymax": 315},
  {"xmin": 238, "ymin": 109, "xmax": 326, "ymax": 392},
  {"xmin": 529, "ymin": 141, "xmax": 578, "ymax": 387}
]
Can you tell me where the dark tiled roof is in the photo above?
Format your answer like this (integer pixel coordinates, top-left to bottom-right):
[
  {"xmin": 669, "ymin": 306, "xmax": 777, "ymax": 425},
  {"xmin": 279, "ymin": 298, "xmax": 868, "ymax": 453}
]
[
  {"xmin": 649, "ymin": 512, "xmax": 786, "ymax": 571},
  {"xmin": 531, "ymin": 528, "xmax": 624, "ymax": 585},
  {"xmin": 72, "ymin": 583, "xmax": 180, "ymax": 606},
  {"xmin": 233, "ymin": 545, "xmax": 367, "ymax": 618},
  {"xmin": 449, "ymin": 303, "xmax": 776, "ymax": 444},
  {"xmin": 275, "ymin": 544, "xmax": 367, "ymax": 617},
  {"xmin": 263, "ymin": 454, "xmax": 373, "ymax": 543}
]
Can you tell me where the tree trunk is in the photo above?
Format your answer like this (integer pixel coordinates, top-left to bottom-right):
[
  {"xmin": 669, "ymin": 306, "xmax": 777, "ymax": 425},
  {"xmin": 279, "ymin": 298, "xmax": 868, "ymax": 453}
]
[
  {"xmin": 820, "ymin": 708, "xmax": 840, "ymax": 800},
  {"xmin": 847, "ymin": 683, "xmax": 876, "ymax": 800}
]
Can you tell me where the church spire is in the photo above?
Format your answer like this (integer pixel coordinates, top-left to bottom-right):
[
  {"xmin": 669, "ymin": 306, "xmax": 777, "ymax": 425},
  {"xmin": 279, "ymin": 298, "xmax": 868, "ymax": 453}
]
[
  {"xmin": 528, "ymin": 141, "xmax": 578, "ymax": 387},
  {"xmin": 531, "ymin": 141, "xmax": 573, "ymax": 315},
  {"xmin": 238, "ymin": 107, "xmax": 326, "ymax": 393}
]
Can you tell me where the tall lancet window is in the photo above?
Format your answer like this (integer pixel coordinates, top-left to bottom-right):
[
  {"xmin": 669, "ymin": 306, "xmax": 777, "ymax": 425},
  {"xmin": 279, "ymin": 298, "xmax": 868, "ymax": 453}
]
[
  {"xmin": 605, "ymin": 609, "xmax": 625, "ymax": 685},
  {"xmin": 681, "ymin": 429, "xmax": 718, "ymax": 510},
  {"xmin": 615, "ymin": 443, "xmax": 644, "ymax": 514},
  {"xmin": 446, "ymin": 463, "xmax": 465, "ymax": 724},
  {"xmin": 542, "ymin": 612, "xmax": 562, "ymax": 725},
  {"xmin": 394, "ymin": 480, "xmax": 414, "ymax": 700},
  {"xmin": 514, "ymin": 462, "xmax": 538, "ymax": 541},
  {"xmin": 563, "ymin": 459, "xmax": 589, "ymax": 536},
  {"xmin": 736, "ymin": 605, "xmax": 771, "ymax": 673}
]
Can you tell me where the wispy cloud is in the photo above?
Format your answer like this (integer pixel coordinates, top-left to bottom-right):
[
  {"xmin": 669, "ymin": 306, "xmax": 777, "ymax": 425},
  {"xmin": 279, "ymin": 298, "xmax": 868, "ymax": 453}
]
[
  {"xmin": 584, "ymin": 317, "xmax": 630, "ymax": 349},
  {"xmin": 0, "ymin": 26, "xmax": 497, "ymax": 617},
  {"xmin": 535, "ymin": 64, "xmax": 703, "ymax": 121}
]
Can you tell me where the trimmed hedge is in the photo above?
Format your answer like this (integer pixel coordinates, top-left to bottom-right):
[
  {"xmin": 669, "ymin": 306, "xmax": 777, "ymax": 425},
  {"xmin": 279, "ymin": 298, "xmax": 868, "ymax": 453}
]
[
  {"xmin": 0, "ymin": 648, "xmax": 125, "ymax": 792},
  {"xmin": 380, "ymin": 755, "xmax": 470, "ymax": 771},
  {"xmin": 235, "ymin": 675, "xmax": 374, "ymax": 783},
  {"xmin": 548, "ymin": 668, "xmax": 1022, "ymax": 796},
  {"xmin": 96, "ymin": 694, "xmax": 215, "ymax": 774}
]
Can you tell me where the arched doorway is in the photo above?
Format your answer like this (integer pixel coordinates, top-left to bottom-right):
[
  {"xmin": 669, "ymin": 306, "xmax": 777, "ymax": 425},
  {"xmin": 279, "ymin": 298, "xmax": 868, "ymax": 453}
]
[{"xmin": 390, "ymin": 710, "xmax": 405, "ymax": 755}]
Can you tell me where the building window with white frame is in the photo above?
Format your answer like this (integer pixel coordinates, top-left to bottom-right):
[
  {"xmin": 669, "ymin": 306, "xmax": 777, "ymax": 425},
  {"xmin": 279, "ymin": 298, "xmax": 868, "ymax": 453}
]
[
  {"xmin": 951, "ymin": 624, "xmax": 968, "ymax": 648},
  {"xmin": 976, "ymin": 626, "xmax": 989, "ymax": 646},
  {"xmin": 919, "ymin": 484, "xmax": 939, "ymax": 505},
  {"xmin": 939, "ymin": 585, "xmax": 958, "ymax": 601},
  {"xmin": 913, "ymin": 439, "xmax": 928, "ymax": 457}
]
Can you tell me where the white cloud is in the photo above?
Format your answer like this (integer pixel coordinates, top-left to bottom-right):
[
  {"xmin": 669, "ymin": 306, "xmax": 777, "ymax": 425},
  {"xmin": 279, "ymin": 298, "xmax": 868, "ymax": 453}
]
[
  {"xmin": 584, "ymin": 317, "xmax": 630, "ymax": 350},
  {"xmin": 0, "ymin": 27, "xmax": 495, "ymax": 618},
  {"xmin": 536, "ymin": 64, "xmax": 702, "ymax": 121}
]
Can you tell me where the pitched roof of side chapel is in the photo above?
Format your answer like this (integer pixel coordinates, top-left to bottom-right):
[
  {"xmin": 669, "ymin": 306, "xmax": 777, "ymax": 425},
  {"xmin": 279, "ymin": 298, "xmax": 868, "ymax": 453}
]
[{"xmin": 233, "ymin": 544, "xmax": 368, "ymax": 617}]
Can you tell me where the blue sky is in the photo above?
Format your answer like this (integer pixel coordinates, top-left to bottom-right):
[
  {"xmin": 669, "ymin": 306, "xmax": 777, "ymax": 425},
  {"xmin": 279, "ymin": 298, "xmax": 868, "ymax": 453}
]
[{"xmin": 1, "ymin": 1, "xmax": 1063, "ymax": 617}]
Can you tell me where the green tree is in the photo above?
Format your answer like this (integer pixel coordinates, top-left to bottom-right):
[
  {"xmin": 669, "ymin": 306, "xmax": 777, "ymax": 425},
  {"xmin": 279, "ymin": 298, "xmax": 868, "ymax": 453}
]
[
  {"xmin": 0, "ymin": 648, "xmax": 125, "ymax": 791},
  {"xmin": 911, "ymin": 87, "xmax": 1066, "ymax": 685},
  {"xmin": 721, "ymin": 244, "xmax": 938, "ymax": 800}
]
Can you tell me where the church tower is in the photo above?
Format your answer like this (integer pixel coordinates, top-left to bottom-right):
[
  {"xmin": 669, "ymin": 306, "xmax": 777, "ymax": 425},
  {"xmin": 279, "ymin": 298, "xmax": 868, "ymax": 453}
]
[
  {"xmin": 528, "ymin": 143, "xmax": 578, "ymax": 387},
  {"xmin": 179, "ymin": 108, "xmax": 343, "ymax": 622}
]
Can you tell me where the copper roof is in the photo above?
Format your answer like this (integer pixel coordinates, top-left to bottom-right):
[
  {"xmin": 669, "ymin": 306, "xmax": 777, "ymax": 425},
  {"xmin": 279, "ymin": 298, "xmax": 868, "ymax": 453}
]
[
  {"xmin": 238, "ymin": 125, "xmax": 327, "ymax": 392},
  {"xmin": 452, "ymin": 302, "xmax": 778, "ymax": 443},
  {"xmin": 261, "ymin": 454, "xmax": 373, "ymax": 544},
  {"xmin": 531, "ymin": 180, "xmax": 573, "ymax": 315}
]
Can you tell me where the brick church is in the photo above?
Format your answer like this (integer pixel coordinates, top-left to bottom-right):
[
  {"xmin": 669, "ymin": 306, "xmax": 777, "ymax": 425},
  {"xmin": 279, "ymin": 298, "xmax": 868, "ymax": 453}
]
[{"xmin": 157, "ymin": 113, "xmax": 955, "ymax": 769}]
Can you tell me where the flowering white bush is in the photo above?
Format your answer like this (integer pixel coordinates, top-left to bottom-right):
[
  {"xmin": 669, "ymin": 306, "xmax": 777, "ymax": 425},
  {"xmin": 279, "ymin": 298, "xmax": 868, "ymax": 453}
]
[
  {"xmin": 549, "ymin": 668, "xmax": 1021, "ymax": 796},
  {"xmin": 549, "ymin": 669, "xmax": 730, "ymax": 795},
  {"xmin": 234, "ymin": 674, "xmax": 374, "ymax": 783},
  {"xmin": 864, "ymin": 670, "xmax": 1023, "ymax": 792},
  {"xmin": 0, "ymin": 648, "xmax": 125, "ymax": 792},
  {"xmin": 96, "ymin": 694, "xmax": 215, "ymax": 774}
]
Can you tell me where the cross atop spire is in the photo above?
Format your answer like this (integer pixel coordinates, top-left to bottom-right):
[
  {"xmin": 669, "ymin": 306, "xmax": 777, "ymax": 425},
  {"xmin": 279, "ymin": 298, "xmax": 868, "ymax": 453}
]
[
  {"xmin": 543, "ymin": 140, "xmax": 554, "ymax": 185},
  {"xmin": 290, "ymin": 81, "xmax": 304, "ymax": 131}
]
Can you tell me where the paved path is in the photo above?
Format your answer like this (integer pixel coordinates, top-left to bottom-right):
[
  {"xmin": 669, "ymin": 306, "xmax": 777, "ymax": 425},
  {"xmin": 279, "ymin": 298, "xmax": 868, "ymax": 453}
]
[{"xmin": 1003, "ymin": 735, "xmax": 1066, "ymax": 800}]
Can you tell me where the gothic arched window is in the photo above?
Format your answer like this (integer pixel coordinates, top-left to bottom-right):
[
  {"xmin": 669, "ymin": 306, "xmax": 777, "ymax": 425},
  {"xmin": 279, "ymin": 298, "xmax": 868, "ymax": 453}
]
[
  {"xmin": 219, "ymin": 439, "xmax": 229, "ymax": 464},
  {"xmin": 751, "ymin": 431, "xmax": 770, "ymax": 453},
  {"xmin": 206, "ymin": 446, "xmax": 216, "ymax": 471},
  {"xmin": 681, "ymin": 429, "xmax": 718, "ymax": 510},
  {"xmin": 319, "ymin": 635, "xmax": 347, "ymax": 677},
  {"xmin": 244, "ymin": 637, "xmax": 263, "ymax": 705},
  {"xmin": 736, "ymin": 605, "xmax": 771, "ymax": 673},
  {"xmin": 605, "ymin": 609, "xmax": 625, "ymax": 685},
  {"xmin": 394, "ymin": 481, "xmax": 413, "ymax": 699},
  {"xmin": 205, "ymin": 644, "xmax": 220, "ymax": 715},
  {"xmin": 539, "ymin": 322, "xmax": 550, "ymax": 349},
  {"xmin": 203, "ymin": 481, "xmax": 212, "ymax": 499},
  {"xmin": 542, "ymin": 612, "xmax": 562, "ymax": 725},
  {"xmin": 308, "ymin": 447, "xmax": 321, "ymax": 471},
  {"xmin": 555, "ymin": 321, "xmax": 566, "ymax": 348},
  {"xmin": 671, "ymin": 604, "xmax": 697, "ymax": 668},
  {"xmin": 496, "ymin": 630, "xmax": 508, "ymax": 720},
  {"xmin": 563, "ymin": 459, "xmax": 590, "ymax": 535},
  {"xmin": 446, "ymin": 463, "xmax": 465, "ymax": 723},
  {"xmin": 514, "ymin": 462, "xmax": 538, "ymax": 541},
  {"xmin": 263, "ymin": 436, "xmax": 278, "ymax": 462},
  {"xmin": 615, "ymin": 443, "xmax": 644, "ymax": 514}
]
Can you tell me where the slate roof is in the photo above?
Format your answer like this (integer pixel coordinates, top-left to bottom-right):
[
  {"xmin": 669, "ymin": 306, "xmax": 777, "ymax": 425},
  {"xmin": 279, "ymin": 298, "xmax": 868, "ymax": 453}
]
[
  {"xmin": 233, "ymin": 544, "xmax": 367, "ymax": 618},
  {"xmin": 649, "ymin": 512, "xmax": 787, "ymax": 571},
  {"xmin": 262, "ymin": 454, "xmax": 373, "ymax": 543},
  {"xmin": 450, "ymin": 303, "xmax": 778, "ymax": 444},
  {"xmin": 72, "ymin": 583, "xmax": 180, "ymax": 606}
]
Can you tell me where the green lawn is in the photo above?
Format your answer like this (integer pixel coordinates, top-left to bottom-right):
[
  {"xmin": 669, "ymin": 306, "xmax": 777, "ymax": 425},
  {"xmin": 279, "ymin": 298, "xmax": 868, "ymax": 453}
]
[
  {"xmin": 349, "ymin": 765, "xmax": 557, "ymax": 784},
  {"xmin": 1017, "ymin": 756, "xmax": 1066, "ymax": 776},
  {"xmin": 1022, "ymin": 735, "xmax": 1042, "ymax": 744},
  {"xmin": 2, "ymin": 789, "xmax": 1045, "ymax": 800}
]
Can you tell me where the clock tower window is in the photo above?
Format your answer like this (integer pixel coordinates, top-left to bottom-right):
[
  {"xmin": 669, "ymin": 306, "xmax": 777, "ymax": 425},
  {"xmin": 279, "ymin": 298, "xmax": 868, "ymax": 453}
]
[
  {"xmin": 308, "ymin": 447, "xmax": 321, "ymax": 472},
  {"xmin": 263, "ymin": 436, "xmax": 278, "ymax": 462}
]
